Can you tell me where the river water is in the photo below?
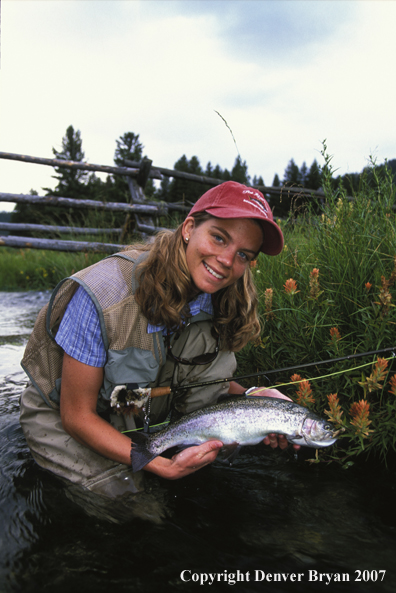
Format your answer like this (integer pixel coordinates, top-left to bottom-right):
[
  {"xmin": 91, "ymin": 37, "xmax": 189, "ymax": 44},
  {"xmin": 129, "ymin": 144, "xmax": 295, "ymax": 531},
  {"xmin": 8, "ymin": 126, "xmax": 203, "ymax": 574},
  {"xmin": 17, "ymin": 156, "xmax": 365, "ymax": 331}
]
[{"xmin": 0, "ymin": 291, "xmax": 395, "ymax": 593}]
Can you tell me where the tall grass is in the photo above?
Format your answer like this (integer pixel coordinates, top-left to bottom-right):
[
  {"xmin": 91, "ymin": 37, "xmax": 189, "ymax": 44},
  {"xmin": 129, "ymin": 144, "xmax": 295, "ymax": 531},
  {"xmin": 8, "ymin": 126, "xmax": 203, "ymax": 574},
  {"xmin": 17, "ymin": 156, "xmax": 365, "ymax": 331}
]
[
  {"xmin": 237, "ymin": 149, "xmax": 396, "ymax": 466},
  {"xmin": 0, "ymin": 248, "xmax": 103, "ymax": 291}
]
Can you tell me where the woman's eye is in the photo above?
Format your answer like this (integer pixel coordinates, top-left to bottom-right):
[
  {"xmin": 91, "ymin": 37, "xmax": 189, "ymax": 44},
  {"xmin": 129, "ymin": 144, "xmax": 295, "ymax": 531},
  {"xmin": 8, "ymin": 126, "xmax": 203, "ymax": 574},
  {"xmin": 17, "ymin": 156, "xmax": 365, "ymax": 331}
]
[{"xmin": 238, "ymin": 251, "xmax": 248, "ymax": 261}]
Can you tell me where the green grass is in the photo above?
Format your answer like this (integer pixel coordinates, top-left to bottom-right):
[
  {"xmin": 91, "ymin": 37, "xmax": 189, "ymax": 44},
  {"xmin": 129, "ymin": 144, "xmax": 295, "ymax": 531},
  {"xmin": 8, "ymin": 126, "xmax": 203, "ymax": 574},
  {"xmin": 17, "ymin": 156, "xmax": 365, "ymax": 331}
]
[{"xmin": 0, "ymin": 247, "xmax": 104, "ymax": 291}]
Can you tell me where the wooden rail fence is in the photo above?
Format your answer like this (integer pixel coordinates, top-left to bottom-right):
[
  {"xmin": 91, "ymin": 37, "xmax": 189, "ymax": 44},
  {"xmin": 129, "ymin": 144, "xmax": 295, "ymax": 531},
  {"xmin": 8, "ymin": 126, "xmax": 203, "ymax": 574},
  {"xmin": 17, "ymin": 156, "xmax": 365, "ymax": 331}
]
[{"xmin": 0, "ymin": 150, "xmax": 324, "ymax": 253}]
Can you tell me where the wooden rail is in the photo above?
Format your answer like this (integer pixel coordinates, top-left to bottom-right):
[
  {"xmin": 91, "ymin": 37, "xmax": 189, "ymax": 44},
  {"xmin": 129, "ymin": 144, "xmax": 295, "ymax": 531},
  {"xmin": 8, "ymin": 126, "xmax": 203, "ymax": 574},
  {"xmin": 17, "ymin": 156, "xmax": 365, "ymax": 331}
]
[
  {"xmin": 0, "ymin": 235, "xmax": 126, "ymax": 253},
  {"xmin": 0, "ymin": 222, "xmax": 122, "ymax": 236},
  {"xmin": 0, "ymin": 192, "xmax": 167, "ymax": 215},
  {"xmin": 0, "ymin": 150, "xmax": 324, "ymax": 253},
  {"xmin": 0, "ymin": 151, "xmax": 161, "ymax": 179}
]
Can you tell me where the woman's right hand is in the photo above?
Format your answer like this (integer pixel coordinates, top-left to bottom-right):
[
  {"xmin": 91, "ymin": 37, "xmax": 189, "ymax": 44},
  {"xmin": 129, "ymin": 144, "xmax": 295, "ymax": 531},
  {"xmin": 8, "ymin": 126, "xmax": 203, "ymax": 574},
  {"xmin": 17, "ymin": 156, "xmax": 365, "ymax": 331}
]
[{"xmin": 144, "ymin": 440, "xmax": 224, "ymax": 480}]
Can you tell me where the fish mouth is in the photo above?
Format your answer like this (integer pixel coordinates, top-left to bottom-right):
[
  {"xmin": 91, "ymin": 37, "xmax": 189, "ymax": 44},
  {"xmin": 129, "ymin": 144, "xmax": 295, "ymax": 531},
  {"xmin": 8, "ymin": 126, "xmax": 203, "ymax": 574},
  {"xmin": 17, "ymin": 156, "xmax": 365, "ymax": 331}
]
[{"xmin": 308, "ymin": 427, "xmax": 345, "ymax": 447}]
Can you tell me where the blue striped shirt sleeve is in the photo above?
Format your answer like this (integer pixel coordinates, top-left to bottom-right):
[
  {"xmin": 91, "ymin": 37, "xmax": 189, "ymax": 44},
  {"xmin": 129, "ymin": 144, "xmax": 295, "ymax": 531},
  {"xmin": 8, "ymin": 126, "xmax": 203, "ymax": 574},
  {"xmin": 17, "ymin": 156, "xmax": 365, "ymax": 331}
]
[{"xmin": 55, "ymin": 285, "xmax": 107, "ymax": 367}]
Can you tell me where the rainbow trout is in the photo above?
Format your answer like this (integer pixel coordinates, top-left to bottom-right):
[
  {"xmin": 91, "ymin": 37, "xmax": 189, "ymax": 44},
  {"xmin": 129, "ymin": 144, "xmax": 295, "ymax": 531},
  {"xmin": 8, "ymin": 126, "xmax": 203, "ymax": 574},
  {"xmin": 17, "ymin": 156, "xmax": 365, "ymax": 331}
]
[{"xmin": 130, "ymin": 396, "xmax": 341, "ymax": 472}]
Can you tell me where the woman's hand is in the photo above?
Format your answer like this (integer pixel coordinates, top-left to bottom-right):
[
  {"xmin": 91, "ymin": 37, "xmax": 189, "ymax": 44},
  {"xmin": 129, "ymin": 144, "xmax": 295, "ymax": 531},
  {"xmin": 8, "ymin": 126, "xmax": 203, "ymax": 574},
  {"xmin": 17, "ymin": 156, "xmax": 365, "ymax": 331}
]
[{"xmin": 144, "ymin": 441, "xmax": 224, "ymax": 480}]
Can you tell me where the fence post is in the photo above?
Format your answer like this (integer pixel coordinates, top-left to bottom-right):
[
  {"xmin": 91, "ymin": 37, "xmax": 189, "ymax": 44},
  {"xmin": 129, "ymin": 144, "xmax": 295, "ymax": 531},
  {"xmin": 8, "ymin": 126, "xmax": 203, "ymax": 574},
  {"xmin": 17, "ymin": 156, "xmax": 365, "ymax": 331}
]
[{"xmin": 121, "ymin": 157, "xmax": 156, "ymax": 242}]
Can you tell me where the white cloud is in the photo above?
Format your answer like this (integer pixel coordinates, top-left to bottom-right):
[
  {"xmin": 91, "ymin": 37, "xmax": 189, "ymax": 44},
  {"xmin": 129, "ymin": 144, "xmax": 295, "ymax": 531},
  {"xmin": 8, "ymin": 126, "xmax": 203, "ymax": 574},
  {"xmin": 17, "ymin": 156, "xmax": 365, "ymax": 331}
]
[{"xmin": 0, "ymin": 0, "xmax": 395, "ymax": 213}]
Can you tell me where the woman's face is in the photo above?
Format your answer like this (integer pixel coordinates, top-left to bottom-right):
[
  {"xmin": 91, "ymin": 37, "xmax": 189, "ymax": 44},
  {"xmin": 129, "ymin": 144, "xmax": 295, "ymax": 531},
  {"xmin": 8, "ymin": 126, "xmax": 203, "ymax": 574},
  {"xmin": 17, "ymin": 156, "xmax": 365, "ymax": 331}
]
[{"xmin": 182, "ymin": 216, "xmax": 263, "ymax": 294}]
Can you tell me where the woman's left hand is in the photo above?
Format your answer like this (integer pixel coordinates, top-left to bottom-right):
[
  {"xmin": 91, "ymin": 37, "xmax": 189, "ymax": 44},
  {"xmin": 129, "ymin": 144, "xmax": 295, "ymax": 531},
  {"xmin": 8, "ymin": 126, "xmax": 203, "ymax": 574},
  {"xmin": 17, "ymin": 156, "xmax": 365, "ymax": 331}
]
[{"xmin": 246, "ymin": 387, "xmax": 301, "ymax": 451}]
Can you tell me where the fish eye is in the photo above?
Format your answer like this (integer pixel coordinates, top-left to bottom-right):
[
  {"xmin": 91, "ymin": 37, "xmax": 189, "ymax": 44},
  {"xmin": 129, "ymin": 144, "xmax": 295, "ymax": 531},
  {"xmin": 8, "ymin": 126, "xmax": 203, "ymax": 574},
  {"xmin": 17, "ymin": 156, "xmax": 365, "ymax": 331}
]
[{"xmin": 324, "ymin": 423, "xmax": 333, "ymax": 431}]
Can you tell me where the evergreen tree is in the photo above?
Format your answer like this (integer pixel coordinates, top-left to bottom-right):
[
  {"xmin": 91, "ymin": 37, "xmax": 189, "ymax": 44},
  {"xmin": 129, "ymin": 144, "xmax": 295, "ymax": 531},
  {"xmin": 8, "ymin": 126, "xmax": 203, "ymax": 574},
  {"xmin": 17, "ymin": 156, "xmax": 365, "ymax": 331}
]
[
  {"xmin": 306, "ymin": 159, "xmax": 322, "ymax": 190},
  {"xmin": 212, "ymin": 164, "xmax": 224, "ymax": 180},
  {"xmin": 272, "ymin": 173, "xmax": 280, "ymax": 187},
  {"xmin": 48, "ymin": 125, "xmax": 89, "ymax": 199},
  {"xmin": 110, "ymin": 132, "xmax": 155, "ymax": 202},
  {"xmin": 252, "ymin": 175, "xmax": 265, "ymax": 187},
  {"xmin": 13, "ymin": 126, "xmax": 91, "ymax": 227},
  {"xmin": 230, "ymin": 156, "xmax": 250, "ymax": 184},
  {"xmin": 299, "ymin": 162, "xmax": 308, "ymax": 187},
  {"xmin": 167, "ymin": 155, "xmax": 205, "ymax": 204},
  {"xmin": 114, "ymin": 132, "xmax": 144, "ymax": 166},
  {"xmin": 205, "ymin": 162, "xmax": 214, "ymax": 178},
  {"xmin": 283, "ymin": 159, "xmax": 301, "ymax": 186}
]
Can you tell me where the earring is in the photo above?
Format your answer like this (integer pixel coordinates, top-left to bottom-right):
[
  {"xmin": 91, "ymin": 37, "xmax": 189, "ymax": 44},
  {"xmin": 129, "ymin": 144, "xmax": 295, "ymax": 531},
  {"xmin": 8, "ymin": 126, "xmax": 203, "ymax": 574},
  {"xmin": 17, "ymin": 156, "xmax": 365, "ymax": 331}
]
[{"xmin": 185, "ymin": 237, "xmax": 189, "ymax": 243}]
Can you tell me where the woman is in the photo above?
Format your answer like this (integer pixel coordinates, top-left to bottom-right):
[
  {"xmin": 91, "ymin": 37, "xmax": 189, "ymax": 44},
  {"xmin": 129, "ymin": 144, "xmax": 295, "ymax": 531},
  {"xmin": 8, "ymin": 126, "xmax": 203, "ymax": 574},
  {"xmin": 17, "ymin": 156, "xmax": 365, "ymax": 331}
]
[{"xmin": 20, "ymin": 181, "xmax": 297, "ymax": 498}]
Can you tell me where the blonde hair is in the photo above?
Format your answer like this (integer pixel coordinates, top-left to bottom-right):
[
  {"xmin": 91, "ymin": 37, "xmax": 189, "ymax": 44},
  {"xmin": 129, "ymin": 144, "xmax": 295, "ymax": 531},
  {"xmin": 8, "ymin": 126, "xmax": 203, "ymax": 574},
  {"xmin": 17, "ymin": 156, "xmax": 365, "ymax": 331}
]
[{"xmin": 130, "ymin": 215, "xmax": 261, "ymax": 352}]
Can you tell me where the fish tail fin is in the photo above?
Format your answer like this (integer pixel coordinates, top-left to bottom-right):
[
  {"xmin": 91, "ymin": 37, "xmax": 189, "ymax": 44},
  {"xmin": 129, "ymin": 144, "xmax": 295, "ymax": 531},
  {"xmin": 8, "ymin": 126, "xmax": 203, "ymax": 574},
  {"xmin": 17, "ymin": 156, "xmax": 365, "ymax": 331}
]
[{"xmin": 130, "ymin": 432, "xmax": 157, "ymax": 472}]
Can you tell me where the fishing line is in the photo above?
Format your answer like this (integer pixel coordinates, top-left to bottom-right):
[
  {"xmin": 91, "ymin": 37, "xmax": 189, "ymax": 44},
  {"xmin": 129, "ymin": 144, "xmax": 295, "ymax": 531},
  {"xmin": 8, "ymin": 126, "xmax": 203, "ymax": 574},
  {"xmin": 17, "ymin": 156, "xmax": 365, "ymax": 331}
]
[
  {"xmin": 158, "ymin": 346, "xmax": 396, "ymax": 395},
  {"xmin": 248, "ymin": 354, "xmax": 395, "ymax": 393},
  {"xmin": 121, "ymin": 355, "xmax": 395, "ymax": 434}
]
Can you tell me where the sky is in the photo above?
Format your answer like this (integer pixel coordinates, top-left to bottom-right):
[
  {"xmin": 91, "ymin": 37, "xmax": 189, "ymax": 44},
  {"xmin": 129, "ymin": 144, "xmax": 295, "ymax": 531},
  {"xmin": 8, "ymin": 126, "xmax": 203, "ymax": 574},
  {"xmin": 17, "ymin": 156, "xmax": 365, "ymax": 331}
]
[{"xmin": 1, "ymin": 0, "xmax": 396, "ymax": 212}]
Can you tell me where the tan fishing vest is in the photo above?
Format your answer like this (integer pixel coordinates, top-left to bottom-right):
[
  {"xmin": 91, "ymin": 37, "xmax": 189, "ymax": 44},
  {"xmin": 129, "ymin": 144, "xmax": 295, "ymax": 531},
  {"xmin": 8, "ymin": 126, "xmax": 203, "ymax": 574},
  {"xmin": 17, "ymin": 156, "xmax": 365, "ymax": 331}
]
[
  {"xmin": 21, "ymin": 250, "xmax": 233, "ymax": 420},
  {"xmin": 21, "ymin": 251, "xmax": 168, "ymax": 409}
]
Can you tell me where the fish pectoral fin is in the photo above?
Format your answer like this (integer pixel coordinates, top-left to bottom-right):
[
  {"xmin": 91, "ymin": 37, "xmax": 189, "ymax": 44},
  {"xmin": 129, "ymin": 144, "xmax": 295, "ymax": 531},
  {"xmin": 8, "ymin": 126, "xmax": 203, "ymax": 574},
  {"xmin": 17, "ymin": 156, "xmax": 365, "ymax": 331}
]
[
  {"xmin": 130, "ymin": 432, "xmax": 157, "ymax": 472},
  {"xmin": 217, "ymin": 443, "xmax": 242, "ymax": 466}
]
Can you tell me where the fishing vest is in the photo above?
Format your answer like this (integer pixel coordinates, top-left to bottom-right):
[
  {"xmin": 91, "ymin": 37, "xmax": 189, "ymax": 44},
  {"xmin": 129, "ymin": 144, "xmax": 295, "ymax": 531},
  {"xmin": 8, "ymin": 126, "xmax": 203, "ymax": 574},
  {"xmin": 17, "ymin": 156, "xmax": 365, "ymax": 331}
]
[{"xmin": 21, "ymin": 250, "xmax": 232, "ymax": 419}]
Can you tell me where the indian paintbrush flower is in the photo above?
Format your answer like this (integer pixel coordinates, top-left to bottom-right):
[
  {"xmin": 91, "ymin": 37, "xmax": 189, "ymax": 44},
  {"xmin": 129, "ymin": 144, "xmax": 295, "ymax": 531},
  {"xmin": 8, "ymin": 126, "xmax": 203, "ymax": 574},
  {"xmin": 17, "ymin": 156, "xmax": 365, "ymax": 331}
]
[
  {"xmin": 388, "ymin": 374, "xmax": 396, "ymax": 396},
  {"xmin": 264, "ymin": 288, "xmax": 274, "ymax": 319},
  {"xmin": 290, "ymin": 373, "xmax": 302, "ymax": 383},
  {"xmin": 330, "ymin": 327, "xmax": 341, "ymax": 342},
  {"xmin": 364, "ymin": 282, "xmax": 372, "ymax": 292},
  {"xmin": 349, "ymin": 400, "xmax": 373, "ymax": 438},
  {"xmin": 374, "ymin": 275, "xmax": 394, "ymax": 317},
  {"xmin": 359, "ymin": 357, "xmax": 388, "ymax": 394},
  {"xmin": 290, "ymin": 374, "xmax": 315, "ymax": 407},
  {"xmin": 284, "ymin": 278, "xmax": 299, "ymax": 295},
  {"xmin": 325, "ymin": 393, "xmax": 343, "ymax": 426},
  {"xmin": 309, "ymin": 268, "xmax": 321, "ymax": 299}
]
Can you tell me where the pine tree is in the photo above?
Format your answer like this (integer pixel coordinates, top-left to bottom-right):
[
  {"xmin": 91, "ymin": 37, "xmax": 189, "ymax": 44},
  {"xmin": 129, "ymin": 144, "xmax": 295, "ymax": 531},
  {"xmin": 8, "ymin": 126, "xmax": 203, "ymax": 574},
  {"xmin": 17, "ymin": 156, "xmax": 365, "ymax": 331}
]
[
  {"xmin": 114, "ymin": 132, "xmax": 144, "ymax": 166},
  {"xmin": 13, "ymin": 126, "xmax": 90, "ymax": 227},
  {"xmin": 49, "ymin": 125, "xmax": 88, "ymax": 199},
  {"xmin": 283, "ymin": 159, "xmax": 301, "ymax": 186},
  {"xmin": 272, "ymin": 173, "xmax": 280, "ymax": 187},
  {"xmin": 299, "ymin": 162, "xmax": 308, "ymax": 187},
  {"xmin": 111, "ymin": 132, "xmax": 155, "ymax": 202},
  {"xmin": 306, "ymin": 159, "xmax": 322, "ymax": 190},
  {"xmin": 231, "ymin": 156, "xmax": 250, "ymax": 184},
  {"xmin": 167, "ymin": 155, "xmax": 205, "ymax": 204}
]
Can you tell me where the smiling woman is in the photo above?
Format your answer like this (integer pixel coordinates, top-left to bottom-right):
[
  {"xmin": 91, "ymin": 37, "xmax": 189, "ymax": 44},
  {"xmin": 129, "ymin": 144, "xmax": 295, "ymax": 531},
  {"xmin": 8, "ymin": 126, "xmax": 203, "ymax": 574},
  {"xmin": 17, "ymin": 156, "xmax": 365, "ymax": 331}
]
[{"xmin": 19, "ymin": 181, "xmax": 290, "ymax": 500}]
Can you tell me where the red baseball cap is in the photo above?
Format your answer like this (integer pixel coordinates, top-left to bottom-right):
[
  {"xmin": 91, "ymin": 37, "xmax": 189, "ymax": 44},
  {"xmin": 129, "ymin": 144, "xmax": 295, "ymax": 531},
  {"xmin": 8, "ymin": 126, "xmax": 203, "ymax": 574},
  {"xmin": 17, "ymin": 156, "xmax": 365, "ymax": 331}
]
[{"xmin": 188, "ymin": 181, "xmax": 283, "ymax": 256}]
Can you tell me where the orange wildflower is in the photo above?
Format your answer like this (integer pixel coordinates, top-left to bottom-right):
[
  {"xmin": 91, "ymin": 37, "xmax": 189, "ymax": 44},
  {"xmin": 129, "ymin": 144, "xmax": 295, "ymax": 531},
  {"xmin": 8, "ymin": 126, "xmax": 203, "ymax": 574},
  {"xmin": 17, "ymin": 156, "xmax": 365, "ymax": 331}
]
[
  {"xmin": 364, "ymin": 282, "xmax": 372, "ymax": 292},
  {"xmin": 290, "ymin": 373, "xmax": 302, "ymax": 384},
  {"xmin": 284, "ymin": 278, "xmax": 299, "ymax": 295},
  {"xmin": 330, "ymin": 327, "xmax": 341, "ymax": 342},
  {"xmin": 324, "ymin": 393, "xmax": 343, "ymax": 425},
  {"xmin": 295, "ymin": 379, "xmax": 315, "ymax": 407},
  {"xmin": 350, "ymin": 400, "xmax": 373, "ymax": 438},
  {"xmin": 388, "ymin": 374, "xmax": 396, "ymax": 396},
  {"xmin": 359, "ymin": 357, "xmax": 388, "ymax": 393}
]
